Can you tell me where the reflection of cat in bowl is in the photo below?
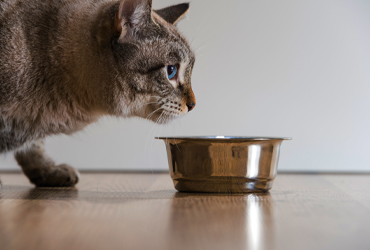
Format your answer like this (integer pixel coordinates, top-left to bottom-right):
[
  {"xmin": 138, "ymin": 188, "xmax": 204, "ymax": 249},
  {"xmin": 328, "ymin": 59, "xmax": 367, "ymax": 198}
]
[{"xmin": 0, "ymin": 0, "xmax": 196, "ymax": 187}]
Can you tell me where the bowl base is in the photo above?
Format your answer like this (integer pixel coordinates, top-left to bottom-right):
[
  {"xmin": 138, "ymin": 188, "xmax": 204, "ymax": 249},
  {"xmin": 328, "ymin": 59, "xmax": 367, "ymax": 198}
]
[{"xmin": 173, "ymin": 177, "xmax": 273, "ymax": 193}]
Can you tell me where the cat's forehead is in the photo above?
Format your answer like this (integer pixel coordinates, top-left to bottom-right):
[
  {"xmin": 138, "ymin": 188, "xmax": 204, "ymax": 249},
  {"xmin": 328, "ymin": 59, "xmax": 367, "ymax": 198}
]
[{"xmin": 148, "ymin": 11, "xmax": 195, "ymax": 62}]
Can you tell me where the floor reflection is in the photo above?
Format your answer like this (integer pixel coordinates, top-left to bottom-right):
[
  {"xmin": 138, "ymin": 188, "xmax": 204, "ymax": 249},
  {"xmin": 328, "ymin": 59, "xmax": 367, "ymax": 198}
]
[
  {"xmin": 168, "ymin": 192, "xmax": 275, "ymax": 250},
  {"xmin": 246, "ymin": 193, "xmax": 275, "ymax": 250}
]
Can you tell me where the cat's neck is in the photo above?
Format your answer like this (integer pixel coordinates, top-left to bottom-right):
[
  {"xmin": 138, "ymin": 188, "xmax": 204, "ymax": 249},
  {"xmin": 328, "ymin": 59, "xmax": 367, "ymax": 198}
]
[{"xmin": 65, "ymin": 1, "xmax": 140, "ymax": 118}]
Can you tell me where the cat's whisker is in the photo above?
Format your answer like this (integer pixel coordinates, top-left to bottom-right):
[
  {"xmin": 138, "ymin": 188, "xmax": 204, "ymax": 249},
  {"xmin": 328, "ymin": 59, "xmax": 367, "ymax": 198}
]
[
  {"xmin": 169, "ymin": 113, "xmax": 182, "ymax": 152},
  {"xmin": 146, "ymin": 107, "xmax": 163, "ymax": 120},
  {"xmin": 189, "ymin": 13, "xmax": 211, "ymax": 46},
  {"xmin": 163, "ymin": 114, "xmax": 171, "ymax": 154},
  {"xmin": 146, "ymin": 110, "xmax": 162, "ymax": 171},
  {"xmin": 144, "ymin": 109, "xmax": 164, "ymax": 150},
  {"xmin": 165, "ymin": 116, "xmax": 168, "ymax": 145},
  {"xmin": 194, "ymin": 37, "xmax": 213, "ymax": 54},
  {"xmin": 192, "ymin": 19, "xmax": 217, "ymax": 56},
  {"xmin": 191, "ymin": 25, "xmax": 211, "ymax": 50},
  {"xmin": 189, "ymin": 11, "xmax": 211, "ymax": 42},
  {"xmin": 195, "ymin": 34, "xmax": 217, "ymax": 50},
  {"xmin": 136, "ymin": 101, "xmax": 160, "ymax": 110},
  {"xmin": 194, "ymin": 44, "xmax": 209, "ymax": 54},
  {"xmin": 166, "ymin": 113, "xmax": 173, "ymax": 143},
  {"xmin": 148, "ymin": 96, "xmax": 165, "ymax": 103},
  {"xmin": 148, "ymin": 95, "xmax": 163, "ymax": 99},
  {"xmin": 145, "ymin": 107, "xmax": 176, "ymax": 149},
  {"xmin": 157, "ymin": 113, "xmax": 166, "ymax": 138},
  {"xmin": 149, "ymin": 110, "xmax": 166, "ymax": 172},
  {"xmin": 148, "ymin": 124, "xmax": 158, "ymax": 174},
  {"xmin": 152, "ymin": 114, "xmax": 163, "ymax": 172}
]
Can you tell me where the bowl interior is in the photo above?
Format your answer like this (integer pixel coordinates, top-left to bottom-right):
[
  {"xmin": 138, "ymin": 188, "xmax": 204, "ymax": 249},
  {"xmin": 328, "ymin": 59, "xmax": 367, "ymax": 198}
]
[{"xmin": 156, "ymin": 136, "xmax": 291, "ymax": 141}]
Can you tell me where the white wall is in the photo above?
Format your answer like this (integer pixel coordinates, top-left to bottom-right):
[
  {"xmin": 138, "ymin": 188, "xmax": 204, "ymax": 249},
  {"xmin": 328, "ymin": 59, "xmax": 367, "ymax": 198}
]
[{"xmin": 1, "ymin": 0, "xmax": 370, "ymax": 172}]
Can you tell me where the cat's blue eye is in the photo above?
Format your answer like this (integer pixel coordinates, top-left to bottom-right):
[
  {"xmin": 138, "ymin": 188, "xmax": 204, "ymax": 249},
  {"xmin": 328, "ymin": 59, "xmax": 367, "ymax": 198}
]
[{"xmin": 167, "ymin": 65, "xmax": 177, "ymax": 80}]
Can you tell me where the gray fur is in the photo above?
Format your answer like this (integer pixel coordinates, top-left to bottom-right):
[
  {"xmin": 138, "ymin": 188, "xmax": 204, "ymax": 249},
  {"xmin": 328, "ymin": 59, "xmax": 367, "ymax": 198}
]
[{"xmin": 0, "ymin": 0, "xmax": 196, "ymax": 186}]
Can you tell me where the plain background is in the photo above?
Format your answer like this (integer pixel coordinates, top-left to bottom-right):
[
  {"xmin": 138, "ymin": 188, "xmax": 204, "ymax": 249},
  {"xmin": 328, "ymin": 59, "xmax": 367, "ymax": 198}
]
[{"xmin": 1, "ymin": 0, "xmax": 370, "ymax": 172}]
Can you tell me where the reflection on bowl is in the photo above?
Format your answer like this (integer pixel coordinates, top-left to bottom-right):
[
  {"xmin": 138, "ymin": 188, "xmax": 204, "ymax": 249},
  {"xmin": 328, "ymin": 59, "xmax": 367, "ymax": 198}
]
[{"xmin": 156, "ymin": 136, "xmax": 291, "ymax": 193}]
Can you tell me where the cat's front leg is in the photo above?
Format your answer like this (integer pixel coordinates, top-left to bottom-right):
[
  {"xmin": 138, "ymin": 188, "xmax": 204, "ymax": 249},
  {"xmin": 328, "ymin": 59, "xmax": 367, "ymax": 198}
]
[{"xmin": 14, "ymin": 140, "xmax": 79, "ymax": 187}]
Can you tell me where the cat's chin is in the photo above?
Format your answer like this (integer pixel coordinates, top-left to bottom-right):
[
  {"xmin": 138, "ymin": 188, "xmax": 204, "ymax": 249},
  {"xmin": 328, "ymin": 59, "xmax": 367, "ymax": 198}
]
[{"xmin": 145, "ymin": 110, "xmax": 182, "ymax": 124}]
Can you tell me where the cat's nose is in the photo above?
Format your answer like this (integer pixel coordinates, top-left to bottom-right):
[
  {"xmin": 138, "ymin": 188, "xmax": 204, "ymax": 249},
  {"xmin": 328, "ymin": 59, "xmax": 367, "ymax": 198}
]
[{"xmin": 186, "ymin": 102, "xmax": 195, "ymax": 112}]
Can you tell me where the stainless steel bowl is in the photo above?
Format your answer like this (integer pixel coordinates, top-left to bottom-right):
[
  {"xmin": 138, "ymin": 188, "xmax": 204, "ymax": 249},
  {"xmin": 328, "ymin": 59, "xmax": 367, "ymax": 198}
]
[{"xmin": 156, "ymin": 136, "xmax": 291, "ymax": 193}]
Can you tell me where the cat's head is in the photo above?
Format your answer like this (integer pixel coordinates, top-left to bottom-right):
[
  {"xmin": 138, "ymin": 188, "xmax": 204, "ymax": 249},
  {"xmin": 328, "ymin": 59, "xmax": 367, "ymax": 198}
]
[{"xmin": 111, "ymin": 0, "xmax": 196, "ymax": 124}]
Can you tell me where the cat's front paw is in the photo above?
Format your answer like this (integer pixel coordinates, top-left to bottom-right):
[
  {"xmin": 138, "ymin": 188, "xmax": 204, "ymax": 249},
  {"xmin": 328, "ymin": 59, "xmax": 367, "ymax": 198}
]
[{"xmin": 31, "ymin": 164, "xmax": 80, "ymax": 187}]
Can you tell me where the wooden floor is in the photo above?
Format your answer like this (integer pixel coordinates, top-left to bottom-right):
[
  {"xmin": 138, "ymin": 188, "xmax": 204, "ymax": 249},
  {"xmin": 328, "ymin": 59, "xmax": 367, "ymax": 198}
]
[{"xmin": 0, "ymin": 173, "xmax": 369, "ymax": 250}]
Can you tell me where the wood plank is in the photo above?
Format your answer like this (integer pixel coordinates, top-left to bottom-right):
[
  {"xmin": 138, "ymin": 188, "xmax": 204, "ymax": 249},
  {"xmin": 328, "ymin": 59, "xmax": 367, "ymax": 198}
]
[{"xmin": 0, "ymin": 173, "xmax": 369, "ymax": 250}]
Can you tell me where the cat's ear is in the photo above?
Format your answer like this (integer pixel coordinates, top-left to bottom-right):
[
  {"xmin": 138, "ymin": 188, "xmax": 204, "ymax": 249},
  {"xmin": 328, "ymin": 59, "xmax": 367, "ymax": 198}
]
[
  {"xmin": 114, "ymin": 0, "xmax": 152, "ymax": 41},
  {"xmin": 154, "ymin": 3, "xmax": 189, "ymax": 25}
]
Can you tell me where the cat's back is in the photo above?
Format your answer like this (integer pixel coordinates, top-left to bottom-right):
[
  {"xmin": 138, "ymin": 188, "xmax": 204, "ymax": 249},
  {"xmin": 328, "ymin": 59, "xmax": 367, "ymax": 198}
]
[
  {"xmin": 0, "ymin": 0, "xmax": 69, "ymax": 62},
  {"xmin": 0, "ymin": 0, "xmax": 108, "ymax": 104},
  {"xmin": 0, "ymin": 0, "xmax": 106, "ymax": 55},
  {"xmin": 0, "ymin": 0, "xmax": 70, "ymax": 100}
]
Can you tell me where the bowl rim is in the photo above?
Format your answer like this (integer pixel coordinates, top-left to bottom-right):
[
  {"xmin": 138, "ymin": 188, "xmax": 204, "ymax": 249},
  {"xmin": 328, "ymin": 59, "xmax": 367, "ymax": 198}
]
[{"xmin": 155, "ymin": 136, "xmax": 292, "ymax": 140}]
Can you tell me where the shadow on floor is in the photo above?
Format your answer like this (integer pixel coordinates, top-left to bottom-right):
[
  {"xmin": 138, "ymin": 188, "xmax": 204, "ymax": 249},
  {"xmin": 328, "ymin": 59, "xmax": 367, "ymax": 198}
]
[{"xmin": 0, "ymin": 184, "xmax": 271, "ymax": 203}]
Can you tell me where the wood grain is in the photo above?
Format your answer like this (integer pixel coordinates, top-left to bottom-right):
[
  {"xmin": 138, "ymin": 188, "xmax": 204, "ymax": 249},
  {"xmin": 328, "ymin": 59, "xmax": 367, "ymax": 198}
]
[{"xmin": 0, "ymin": 173, "xmax": 369, "ymax": 250}]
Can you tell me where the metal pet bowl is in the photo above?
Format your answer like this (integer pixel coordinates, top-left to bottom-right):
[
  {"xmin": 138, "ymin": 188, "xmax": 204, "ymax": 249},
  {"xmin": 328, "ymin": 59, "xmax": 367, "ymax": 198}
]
[{"xmin": 156, "ymin": 136, "xmax": 291, "ymax": 193}]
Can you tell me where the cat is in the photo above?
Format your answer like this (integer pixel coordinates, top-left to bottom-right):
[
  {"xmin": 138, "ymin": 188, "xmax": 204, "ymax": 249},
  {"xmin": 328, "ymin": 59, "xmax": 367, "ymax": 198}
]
[{"xmin": 0, "ymin": 0, "xmax": 196, "ymax": 187}]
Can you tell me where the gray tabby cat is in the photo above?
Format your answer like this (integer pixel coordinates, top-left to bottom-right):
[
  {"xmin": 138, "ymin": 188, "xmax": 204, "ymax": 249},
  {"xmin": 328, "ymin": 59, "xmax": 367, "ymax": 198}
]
[{"xmin": 0, "ymin": 0, "xmax": 196, "ymax": 187}]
